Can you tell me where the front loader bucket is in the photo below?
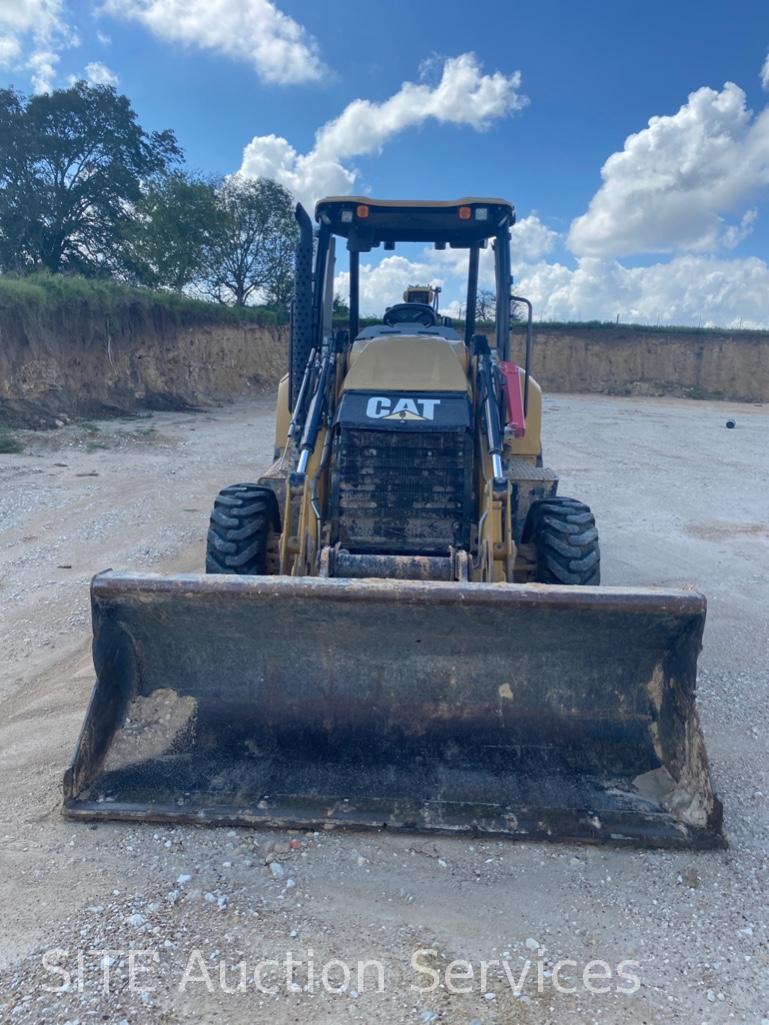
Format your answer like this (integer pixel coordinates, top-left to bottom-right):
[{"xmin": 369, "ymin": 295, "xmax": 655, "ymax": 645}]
[{"xmin": 63, "ymin": 572, "xmax": 724, "ymax": 848}]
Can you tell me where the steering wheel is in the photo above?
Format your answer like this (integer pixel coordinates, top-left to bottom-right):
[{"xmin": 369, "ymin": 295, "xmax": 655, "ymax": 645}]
[{"xmin": 383, "ymin": 302, "xmax": 437, "ymax": 327}]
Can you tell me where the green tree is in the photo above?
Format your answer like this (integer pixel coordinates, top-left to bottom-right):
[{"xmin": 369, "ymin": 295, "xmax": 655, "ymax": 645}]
[
  {"xmin": 204, "ymin": 176, "xmax": 297, "ymax": 308},
  {"xmin": 123, "ymin": 173, "xmax": 221, "ymax": 291},
  {"xmin": 332, "ymin": 293, "xmax": 350, "ymax": 317},
  {"xmin": 0, "ymin": 82, "xmax": 180, "ymax": 275}
]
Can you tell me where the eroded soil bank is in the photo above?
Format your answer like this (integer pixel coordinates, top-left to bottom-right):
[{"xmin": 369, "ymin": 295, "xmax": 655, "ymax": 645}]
[
  {"xmin": 2, "ymin": 293, "xmax": 767, "ymax": 429},
  {"xmin": 511, "ymin": 324, "xmax": 769, "ymax": 402},
  {"xmin": 0, "ymin": 298, "xmax": 288, "ymax": 427}
]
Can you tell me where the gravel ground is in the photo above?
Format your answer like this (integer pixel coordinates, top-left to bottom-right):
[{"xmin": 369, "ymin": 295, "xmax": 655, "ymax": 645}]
[{"xmin": 0, "ymin": 394, "xmax": 767, "ymax": 1025}]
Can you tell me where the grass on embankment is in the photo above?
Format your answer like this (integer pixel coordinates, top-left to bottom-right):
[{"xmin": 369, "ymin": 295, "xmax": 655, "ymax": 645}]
[
  {"xmin": 0, "ymin": 272, "xmax": 286, "ymax": 328},
  {"xmin": 510, "ymin": 318, "xmax": 769, "ymax": 337},
  {"xmin": 334, "ymin": 315, "xmax": 769, "ymax": 338}
]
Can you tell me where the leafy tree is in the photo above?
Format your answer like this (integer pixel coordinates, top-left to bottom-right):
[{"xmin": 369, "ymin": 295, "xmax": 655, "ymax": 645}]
[
  {"xmin": 122, "ymin": 173, "xmax": 221, "ymax": 291},
  {"xmin": 204, "ymin": 176, "xmax": 297, "ymax": 308},
  {"xmin": 264, "ymin": 257, "xmax": 296, "ymax": 315},
  {"xmin": 0, "ymin": 82, "xmax": 181, "ymax": 275},
  {"xmin": 332, "ymin": 293, "xmax": 350, "ymax": 317}
]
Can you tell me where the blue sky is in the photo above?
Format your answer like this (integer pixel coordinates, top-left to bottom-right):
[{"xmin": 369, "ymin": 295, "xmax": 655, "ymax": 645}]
[{"xmin": 3, "ymin": 0, "xmax": 769, "ymax": 325}]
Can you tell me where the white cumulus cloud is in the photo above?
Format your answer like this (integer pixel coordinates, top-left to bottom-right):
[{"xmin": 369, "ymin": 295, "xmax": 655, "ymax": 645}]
[
  {"xmin": 0, "ymin": 33, "xmax": 22, "ymax": 65},
  {"xmin": 101, "ymin": 0, "xmax": 325, "ymax": 84},
  {"xmin": 239, "ymin": 53, "xmax": 529, "ymax": 210},
  {"xmin": 338, "ymin": 241, "xmax": 769, "ymax": 329},
  {"xmin": 84, "ymin": 59, "xmax": 118, "ymax": 85},
  {"xmin": 0, "ymin": 0, "xmax": 61, "ymax": 35},
  {"xmin": 511, "ymin": 214, "xmax": 558, "ymax": 263},
  {"xmin": 515, "ymin": 254, "xmax": 769, "ymax": 328},
  {"xmin": 0, "ymin": 0, "xmax": 77, "ymax": 91},
  {"xmin": 761, "ymin": 50, "xmax": 769, "ymax": 92},
  {"xmin": 27, "ymin": 47, "xmax": 59, "ymax": 92},
  {"xmin": 335, "ymin": 254, "xmax": 445, "ymax": 317},
  {"xmin": 568, "ymin": 82, "xmax": 769, "ymax": 258}
]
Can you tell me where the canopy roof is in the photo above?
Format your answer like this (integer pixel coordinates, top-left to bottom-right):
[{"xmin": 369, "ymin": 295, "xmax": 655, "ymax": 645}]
[{"xmin": 314, "ymin": 196, "xmax": 515, "ymax": 249}]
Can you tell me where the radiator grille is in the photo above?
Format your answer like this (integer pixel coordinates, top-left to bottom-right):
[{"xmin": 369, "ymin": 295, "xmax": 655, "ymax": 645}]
[{"xmin": 330, "ymin": 428, "xmax": 472, "ymax": 554}]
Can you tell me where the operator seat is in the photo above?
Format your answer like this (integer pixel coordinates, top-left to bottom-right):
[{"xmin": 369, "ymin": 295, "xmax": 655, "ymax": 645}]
[{"xmin": 383, "ymin": 302, "xmax": 437, "ymax": 328}]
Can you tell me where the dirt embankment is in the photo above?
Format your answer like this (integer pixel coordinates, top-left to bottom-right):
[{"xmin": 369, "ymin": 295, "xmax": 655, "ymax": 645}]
[
  {"xmin": 0, "ymin": 298, "xmax": 288, "ymax": 427},
  {"xmin": 512, "ymin": 325, "xmax": 769, "ymax": 402},
  {"xmin": 3, "ymin": 298, "xmax": 768, "ymax": 429}
]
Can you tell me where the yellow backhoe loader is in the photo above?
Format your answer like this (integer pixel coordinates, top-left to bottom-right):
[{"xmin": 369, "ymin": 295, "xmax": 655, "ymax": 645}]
[
  {"xmin": 401, "ymin": 283, "xmax": 441, "ymax": 309},
  {"xmin": 63, "ymin": 198, "xmax": 723, "ymax": 848}
]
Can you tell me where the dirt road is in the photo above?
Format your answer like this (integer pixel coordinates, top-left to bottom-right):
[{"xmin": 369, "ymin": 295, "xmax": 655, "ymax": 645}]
[{"xmin": 1, "ymin": 395, "xmax": 767, "ymax": 1024}]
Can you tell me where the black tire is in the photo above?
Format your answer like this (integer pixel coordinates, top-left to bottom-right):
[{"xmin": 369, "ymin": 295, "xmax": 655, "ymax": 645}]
[
  {"xmin": 206, "ymin": 484, "xmax": 280, "ymax": 575},
  {"xmin": 522, "ymin": 496, "xmax": 600, "ymax": 585}
]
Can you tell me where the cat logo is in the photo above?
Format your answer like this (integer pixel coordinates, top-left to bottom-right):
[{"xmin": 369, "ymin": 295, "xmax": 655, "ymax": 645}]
[{"xmin": 366, "ymin": 396, "xmax": 441, "ymax": 421}]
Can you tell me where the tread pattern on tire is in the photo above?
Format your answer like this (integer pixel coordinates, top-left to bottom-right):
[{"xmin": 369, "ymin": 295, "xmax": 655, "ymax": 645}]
[
  {"xmin": 522, "ymin": 496, "xmax": 600, "ymax": 585},
  {"xmin": 206, "ymin": 484, "xmax": 279, "ymax": 575}
]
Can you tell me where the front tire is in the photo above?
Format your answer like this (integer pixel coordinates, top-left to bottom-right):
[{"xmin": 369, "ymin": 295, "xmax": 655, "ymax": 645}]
[
  {"xmin": 206, "ymin": 484, "xmax": 280, "ymax": 575},
  {"xmin": 523, "ymin": 496, "xmax": 600, "ymax": 585}
]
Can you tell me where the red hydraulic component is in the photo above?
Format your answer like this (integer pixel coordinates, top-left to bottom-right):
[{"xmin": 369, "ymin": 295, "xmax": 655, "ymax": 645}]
[{"xmin": 499, "ymin": 361, "xmax": 526, "ymax": 438}]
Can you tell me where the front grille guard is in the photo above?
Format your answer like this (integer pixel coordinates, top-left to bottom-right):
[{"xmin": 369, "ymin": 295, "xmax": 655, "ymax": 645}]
[{"xmin": 329, "ymin": 426, "xmax": 474, "ymax": 555}]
